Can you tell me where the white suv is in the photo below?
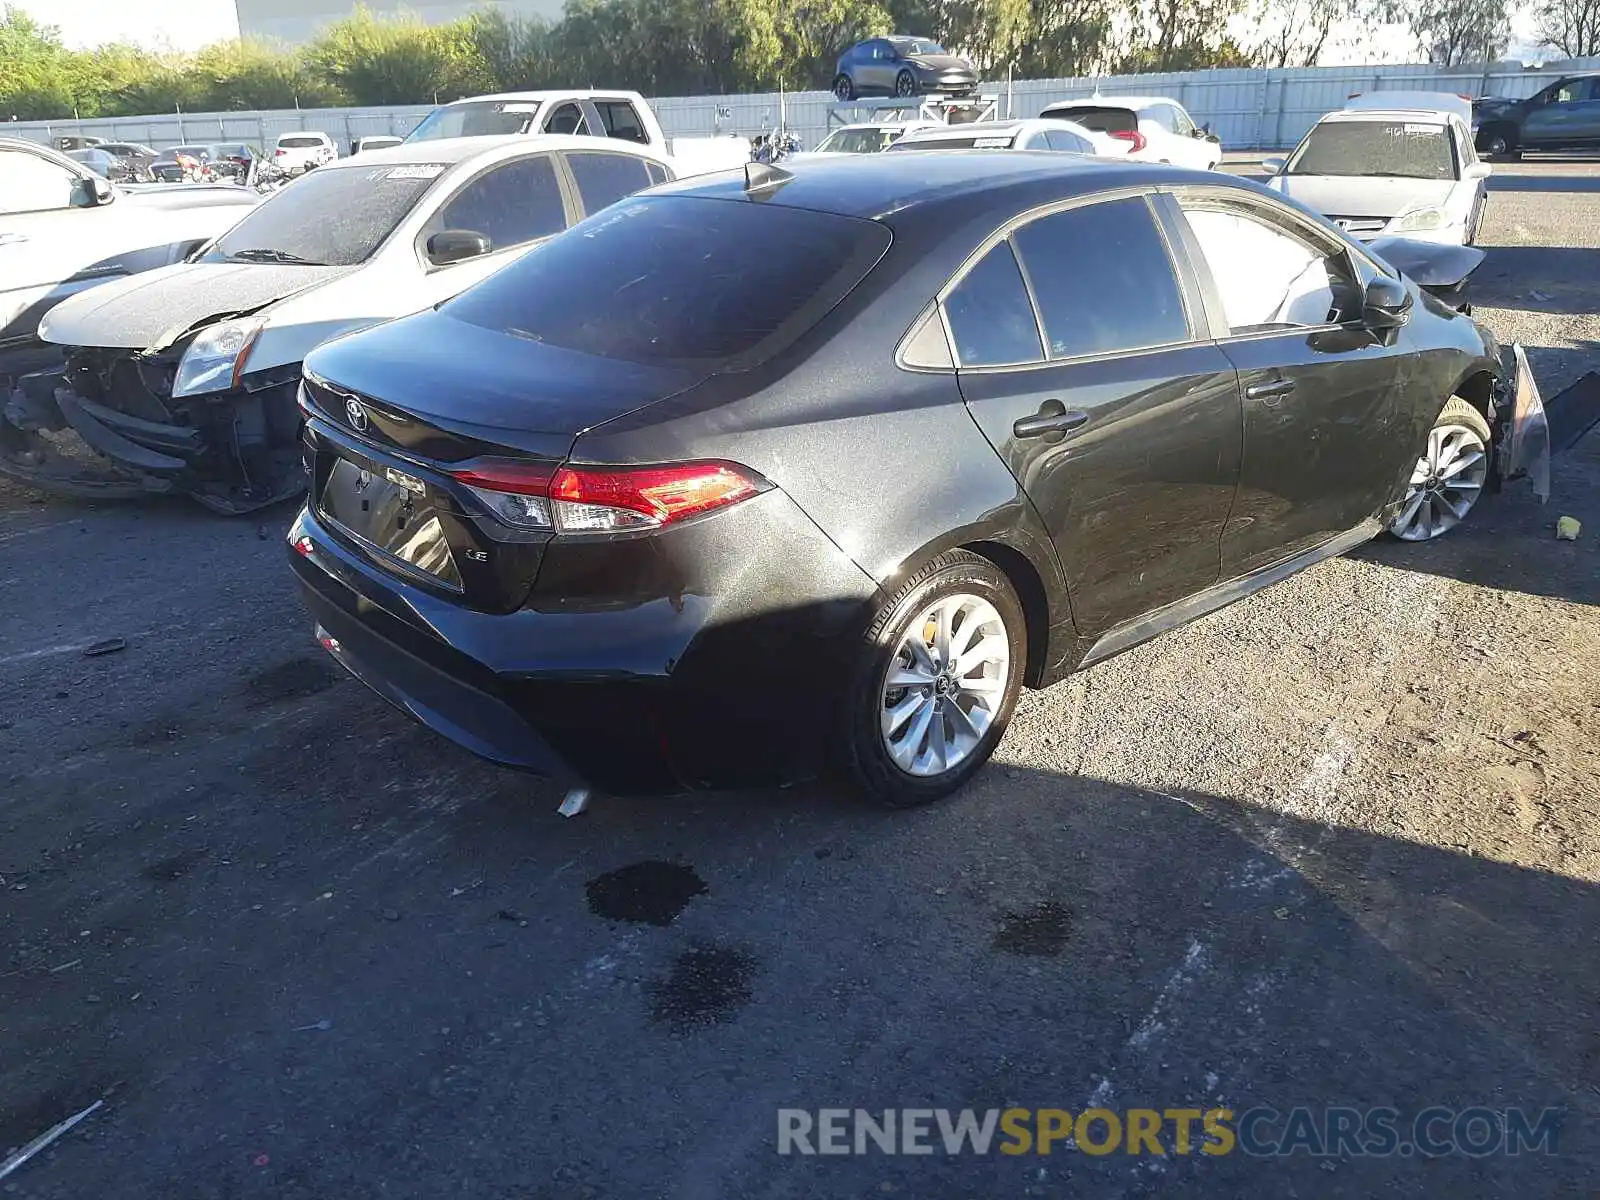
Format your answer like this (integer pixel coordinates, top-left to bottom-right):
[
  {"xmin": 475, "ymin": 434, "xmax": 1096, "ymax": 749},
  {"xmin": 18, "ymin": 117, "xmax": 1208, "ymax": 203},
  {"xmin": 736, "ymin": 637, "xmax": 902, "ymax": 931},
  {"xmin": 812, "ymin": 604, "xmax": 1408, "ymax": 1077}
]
[
  {"xmin": 273, "ymin": 131, "xmax": 336, "ymax": 175},
  {"xmin": 1039, "ymin": 96, "xmax": 1223, "ymax": 170}
]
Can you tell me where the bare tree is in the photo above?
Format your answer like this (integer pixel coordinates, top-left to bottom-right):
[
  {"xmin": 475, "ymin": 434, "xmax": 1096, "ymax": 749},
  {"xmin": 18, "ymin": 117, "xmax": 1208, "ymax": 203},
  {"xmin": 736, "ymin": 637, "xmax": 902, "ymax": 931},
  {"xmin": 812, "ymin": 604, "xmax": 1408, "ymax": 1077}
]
[
  {"xmin": 1248, "ymin": 0, "xmax": 1362, "ymax": 67},
  {"xmin": 1537, "ymin": 0, "xmax": 1600, "ymax": 57},
  {"xmin": 1380, "ymin": 0, "xmax": 1512, "ymax": 64}
]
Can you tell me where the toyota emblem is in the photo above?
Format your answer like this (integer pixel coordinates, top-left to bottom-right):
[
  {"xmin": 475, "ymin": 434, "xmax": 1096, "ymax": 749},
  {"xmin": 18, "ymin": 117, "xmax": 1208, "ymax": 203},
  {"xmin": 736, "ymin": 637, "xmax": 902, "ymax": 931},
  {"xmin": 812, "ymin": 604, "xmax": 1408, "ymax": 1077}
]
[{"xmin": 345, "ymin": 396, "xmax": 369, "ymax": 432}]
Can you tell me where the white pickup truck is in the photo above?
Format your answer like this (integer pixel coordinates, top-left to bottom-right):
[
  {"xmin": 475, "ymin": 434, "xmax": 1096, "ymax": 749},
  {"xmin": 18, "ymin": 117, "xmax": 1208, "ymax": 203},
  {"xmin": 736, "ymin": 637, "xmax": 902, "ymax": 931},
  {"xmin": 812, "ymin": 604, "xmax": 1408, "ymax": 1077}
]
[{"xmin": 405, "ymin": 89, "xmax": 751, "ymax": 177}]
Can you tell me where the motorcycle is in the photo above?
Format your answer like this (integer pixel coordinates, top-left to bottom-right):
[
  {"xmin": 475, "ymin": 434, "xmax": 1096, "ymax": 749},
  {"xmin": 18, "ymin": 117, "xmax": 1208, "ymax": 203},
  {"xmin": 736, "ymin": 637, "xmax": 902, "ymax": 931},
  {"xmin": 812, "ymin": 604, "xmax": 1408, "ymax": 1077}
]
[{"xmin": 751, "ymin": 129, "xmax": 802, "ymax": 164}]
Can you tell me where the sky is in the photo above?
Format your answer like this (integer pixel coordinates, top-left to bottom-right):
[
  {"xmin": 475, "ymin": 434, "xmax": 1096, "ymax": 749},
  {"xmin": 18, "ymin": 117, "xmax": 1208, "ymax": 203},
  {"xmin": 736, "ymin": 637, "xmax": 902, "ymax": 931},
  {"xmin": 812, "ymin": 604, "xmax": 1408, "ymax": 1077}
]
[
  {"xmin": 14, "ymin": 0, "xmax": 1551, "ymax": 60},
  {"xmin": 20, "ymin": 0, "xmax": 240, "ymax": 49}
]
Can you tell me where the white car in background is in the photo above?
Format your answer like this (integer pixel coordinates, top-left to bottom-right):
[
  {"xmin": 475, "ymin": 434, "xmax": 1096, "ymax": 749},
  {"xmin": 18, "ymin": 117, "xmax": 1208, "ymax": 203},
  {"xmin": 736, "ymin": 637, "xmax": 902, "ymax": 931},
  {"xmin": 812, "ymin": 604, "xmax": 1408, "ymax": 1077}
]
[
  {"xmin": 1039, "ymin": 96, "xmax": 1223, "ymax": 169},
  {"xmin": 406, "ymin": 89, "xmax": 751, "ymax": 177},
  {"xmin": 886, "ymin": 118, "xmax": 1116, "ymax": 156},
  {"xmin": 1262, "ymin": 101, "xmax": 1489, "ymax": 245},
  {"xmin": 800, "ymin": 121, "xmax": 944, "ymax": 157},
  {"xmin": 0, "ymin": 137, "xmax": 257, "ymax": 386},
  {"xmin": 23, "ymin": 136, "xmax": 673, "ymax": 511},
  {"xmin": 273, "ymin": 131, "xmax": 337, "ymax": 175}
]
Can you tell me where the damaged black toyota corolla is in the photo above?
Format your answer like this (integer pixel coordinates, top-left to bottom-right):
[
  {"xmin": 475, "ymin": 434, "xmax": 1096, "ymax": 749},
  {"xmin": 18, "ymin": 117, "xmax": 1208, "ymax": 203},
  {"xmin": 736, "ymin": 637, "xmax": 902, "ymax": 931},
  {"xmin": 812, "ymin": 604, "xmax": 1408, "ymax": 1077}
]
[{"xmin": 288, "ymin": 155, "xmax": 1545, "ymax": 805}]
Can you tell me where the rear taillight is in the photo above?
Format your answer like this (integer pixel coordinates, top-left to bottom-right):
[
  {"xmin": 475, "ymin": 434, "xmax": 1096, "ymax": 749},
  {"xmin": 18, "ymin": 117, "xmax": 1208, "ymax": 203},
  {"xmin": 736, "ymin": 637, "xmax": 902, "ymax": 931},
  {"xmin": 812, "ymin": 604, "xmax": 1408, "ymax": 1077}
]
[
  {"xmin": 447, "ymin": 460, "xmax": 762, "ymax": 533},
  {"xmin": 1108, "ymin": 129, "xmax": 1147, "ymax": 153},
  {"xmin": 275, "ymin": 148, "xmax": 285, "ymax": 155}
]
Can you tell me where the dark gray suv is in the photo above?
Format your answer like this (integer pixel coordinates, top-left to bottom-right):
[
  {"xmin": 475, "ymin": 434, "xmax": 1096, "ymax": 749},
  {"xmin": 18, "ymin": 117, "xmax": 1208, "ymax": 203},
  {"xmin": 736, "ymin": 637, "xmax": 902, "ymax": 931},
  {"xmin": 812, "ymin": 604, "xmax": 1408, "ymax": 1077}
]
[
  {"xmin": 832, "ymin": 37, "xmax": 977, "ymax": 101},
  {"xmin": 1474, "ymin": 73, "xmax": 1600, "ymax": 157}
]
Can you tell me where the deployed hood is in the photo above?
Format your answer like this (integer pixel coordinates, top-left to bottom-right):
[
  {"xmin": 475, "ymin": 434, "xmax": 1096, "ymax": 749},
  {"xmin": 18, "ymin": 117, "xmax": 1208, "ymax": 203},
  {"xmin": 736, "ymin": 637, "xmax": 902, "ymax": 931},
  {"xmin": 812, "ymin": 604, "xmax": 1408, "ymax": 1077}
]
[
  {"xmin": 39, "ymin": 259, "xmax": 357, "ymax": 350},
  {"xmin": 1366, "ymin": 237, "xmax": 1485, "ymax": 288},
  {"xmin": 1272, "ymin": 173, "xmax": 1455, "ymax": 220}
]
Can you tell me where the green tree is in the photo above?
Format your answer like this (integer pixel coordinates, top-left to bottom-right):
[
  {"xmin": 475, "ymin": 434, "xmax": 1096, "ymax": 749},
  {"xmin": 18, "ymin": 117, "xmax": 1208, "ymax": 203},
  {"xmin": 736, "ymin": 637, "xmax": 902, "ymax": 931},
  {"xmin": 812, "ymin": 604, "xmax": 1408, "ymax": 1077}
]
[
  {"xmin": 1537, "ymin": 0, "xmax": 1600, "ymax": 57},
  {"xmin": 0, "ymin": 5, "xmax": 75, "ymax": 119},
  {"xmin": 305, "ymin": 6, "xmax": 488, "ymax": 105},
  {"xmin": 1379, "ymin": 0, "xmax": 1511, "ymax": 64}
]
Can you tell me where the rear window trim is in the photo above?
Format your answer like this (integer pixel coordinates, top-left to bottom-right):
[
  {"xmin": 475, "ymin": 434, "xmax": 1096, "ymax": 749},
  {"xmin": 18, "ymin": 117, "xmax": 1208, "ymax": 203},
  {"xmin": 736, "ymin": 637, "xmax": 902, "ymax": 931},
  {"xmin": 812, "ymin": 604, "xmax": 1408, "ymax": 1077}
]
[{"xmin": 929, "ymin": 186, "xmax": 1206, "ymax": 373}]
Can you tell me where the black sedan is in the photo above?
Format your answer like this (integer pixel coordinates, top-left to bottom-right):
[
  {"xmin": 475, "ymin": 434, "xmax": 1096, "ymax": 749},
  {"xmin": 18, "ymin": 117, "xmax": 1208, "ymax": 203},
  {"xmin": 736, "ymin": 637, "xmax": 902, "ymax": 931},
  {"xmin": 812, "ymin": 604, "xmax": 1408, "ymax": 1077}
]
[
  {"xmin": 833, "ymin": 36, "xmax": 977, "ymax": 100},
  {"xmin": 289, "ymin": 154, "xmax": 1506, "ymax": 805}
]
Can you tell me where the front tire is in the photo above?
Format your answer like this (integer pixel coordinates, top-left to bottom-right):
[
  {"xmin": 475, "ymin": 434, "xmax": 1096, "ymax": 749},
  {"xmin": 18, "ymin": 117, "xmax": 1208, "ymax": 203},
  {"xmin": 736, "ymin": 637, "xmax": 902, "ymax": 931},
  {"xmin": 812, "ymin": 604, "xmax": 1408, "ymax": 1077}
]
[
  {"xmin": 895, "ymin": 70, "xmax": 917, "ymax": 98},
  {"xmin": 842, "ymin": 550, "xmax": 1025, "ymax": 807},
  {"xmin": 1385, "ymin": 397, "xmax": 1492, "ymax": 542}
]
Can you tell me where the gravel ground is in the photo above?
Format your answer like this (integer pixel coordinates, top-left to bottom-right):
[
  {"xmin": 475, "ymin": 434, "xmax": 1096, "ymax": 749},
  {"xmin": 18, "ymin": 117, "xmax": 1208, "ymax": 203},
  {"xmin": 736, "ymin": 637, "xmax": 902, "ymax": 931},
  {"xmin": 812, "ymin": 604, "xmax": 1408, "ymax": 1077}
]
[{"xmin": 1, "ymin": 161, "xmax": 1598, "ymax": 1198}]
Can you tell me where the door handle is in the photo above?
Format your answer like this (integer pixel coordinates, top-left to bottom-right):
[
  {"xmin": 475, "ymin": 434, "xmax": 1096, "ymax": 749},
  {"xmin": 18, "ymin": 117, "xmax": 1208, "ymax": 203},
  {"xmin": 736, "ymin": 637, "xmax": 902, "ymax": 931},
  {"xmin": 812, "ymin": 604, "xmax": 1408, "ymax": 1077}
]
[
  {"xmin": 1246, "ymin": 378, "xmax": 1296, "ymax": 402},
  {"xmin": 1013, "ymin": 400, "xmax": 1089, "ymax": 439}
]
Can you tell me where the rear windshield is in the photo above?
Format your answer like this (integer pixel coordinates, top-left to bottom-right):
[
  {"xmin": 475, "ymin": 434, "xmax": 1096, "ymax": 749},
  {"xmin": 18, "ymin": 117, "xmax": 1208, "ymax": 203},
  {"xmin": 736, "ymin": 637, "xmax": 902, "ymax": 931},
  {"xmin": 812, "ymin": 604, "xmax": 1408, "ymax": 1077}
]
[
  {"xmin": 1288, "ymin": 120, "xmax": 1456, "ymax": 180},
  {"xmin": 278, "ymin": 136, "xmax": 325, "ymax": 148},
  {"xmin": 444, "ymin": 196, "xmax": 891, "ymax": 369},
  {"xmin": 201, "ymin": 163, "xmax": 444, "ymax": 267},
  {"xmin": 408, "ymin": 100, "xmax": 540, "ymax": 141},
  {"xmin": 815, "ymin": 127, "xmax": 903, "ymax": 154},
  {"xmin": 1044, "ymin": 106, "xmax": 1136, "ymax": 134}
]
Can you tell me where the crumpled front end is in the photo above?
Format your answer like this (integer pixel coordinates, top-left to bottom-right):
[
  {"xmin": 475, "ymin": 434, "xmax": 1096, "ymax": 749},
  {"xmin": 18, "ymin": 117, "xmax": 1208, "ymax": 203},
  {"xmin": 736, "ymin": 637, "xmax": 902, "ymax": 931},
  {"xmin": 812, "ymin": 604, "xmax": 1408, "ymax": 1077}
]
[{"xmin": 1, "ymin": 342, "xmax": 303, "ymax": 514}]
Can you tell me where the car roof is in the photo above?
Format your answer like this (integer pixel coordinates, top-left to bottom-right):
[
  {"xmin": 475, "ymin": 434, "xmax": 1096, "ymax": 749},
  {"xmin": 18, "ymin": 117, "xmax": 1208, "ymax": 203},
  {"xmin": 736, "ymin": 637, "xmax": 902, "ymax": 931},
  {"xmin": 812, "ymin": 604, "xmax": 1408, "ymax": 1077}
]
[
  {"xmin": 1320, "ymin": 107, "xmax": 1453, "ymax": 124},
  {"xmin": 652, "ymin": 152, "xmax": 1232, "ymax": 221},
  {"xmin": 898, "ymin": 118, "xmax": 1094, "ymax": 142},
  {"xmin": 436, "ymin": 89, "xmax": 645, "ymax": 104},
  {"xmin": 326, "ymin": 133, "xmax": 670, "ymax": 169},
  {"xmin": 1045, "ymin": 96, "xmax": 1179, "ymax": 110}
]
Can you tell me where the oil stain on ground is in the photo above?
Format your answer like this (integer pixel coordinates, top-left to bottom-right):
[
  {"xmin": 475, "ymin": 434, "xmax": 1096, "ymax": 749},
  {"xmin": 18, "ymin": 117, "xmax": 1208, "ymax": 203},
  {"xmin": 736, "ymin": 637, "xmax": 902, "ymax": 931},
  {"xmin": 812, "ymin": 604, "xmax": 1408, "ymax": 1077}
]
[
  {"xmin": 585, "ymin": 861, "xmax": 707, "ymax": 926},
  {"xmin": 142, "ymin": 848, "xmax": 209, "ymax": 883},
  {"xmin": 992, "ymin": 900, "xmax": 1073, "ymax": 956},
  {"xmin": 649, "ymin": 943, "xmax": 758, "ymax": 1030},
  {"xmin": 244, "ymin": 657, "xmax": 342, "ymax": 708}
]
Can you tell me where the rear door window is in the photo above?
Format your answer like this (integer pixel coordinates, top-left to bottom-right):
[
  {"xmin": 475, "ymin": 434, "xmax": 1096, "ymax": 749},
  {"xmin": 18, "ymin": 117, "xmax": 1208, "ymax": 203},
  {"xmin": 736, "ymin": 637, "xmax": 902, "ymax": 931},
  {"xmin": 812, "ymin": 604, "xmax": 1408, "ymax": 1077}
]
[
  {"xmin": 1045, "ymin": 129, "xmax": 1092, "ymax": 153},
  {"xmin": 565, "ymin": 151, "xmax": 657, "ymax": 216},
  {"xmin": 544, "ymin": 103, "xmax": 590, "ymax": 136},
  {"xmin": 436, "ymin": 155, "xmax": 568, "ymax": 251},
  {"xmin": 443, "ymin": 196, "xmax": 890, "ymax": 369},
  {"xmin": 593, "ymin": 101, "xmax": 649, "ymax": 144},
  {"xmin": 1010, "ymin": 196, "xmax": 1190, "ymax": 359},
  {"xmin": 943, "ymin": 241, "xmax": 1044, "ymax": 367}
]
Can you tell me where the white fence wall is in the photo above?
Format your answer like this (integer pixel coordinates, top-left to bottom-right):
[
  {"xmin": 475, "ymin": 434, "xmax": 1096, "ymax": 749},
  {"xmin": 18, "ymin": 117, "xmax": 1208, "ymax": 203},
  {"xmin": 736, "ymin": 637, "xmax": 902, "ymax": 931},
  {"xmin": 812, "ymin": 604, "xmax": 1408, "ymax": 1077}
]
[{"xmin": 7, "ymin": 59, "xmax": 1598, "ymax": 155}]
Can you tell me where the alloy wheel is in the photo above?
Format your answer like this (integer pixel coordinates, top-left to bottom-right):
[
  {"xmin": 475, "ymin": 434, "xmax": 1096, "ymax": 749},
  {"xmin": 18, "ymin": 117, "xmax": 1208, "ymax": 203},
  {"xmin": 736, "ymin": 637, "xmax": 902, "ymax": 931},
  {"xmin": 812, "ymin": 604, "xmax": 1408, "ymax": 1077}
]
[
  {"xmin": 895, "ymin": 71, "xmax": 916, "ymax": 98},
  {"xmin": 1388, "ymin": 422, "xmax": 1489, "ymax": 541},
  {"xmin": 880, "ymin": 593, "xmax": 1010, "ymax": 777}
]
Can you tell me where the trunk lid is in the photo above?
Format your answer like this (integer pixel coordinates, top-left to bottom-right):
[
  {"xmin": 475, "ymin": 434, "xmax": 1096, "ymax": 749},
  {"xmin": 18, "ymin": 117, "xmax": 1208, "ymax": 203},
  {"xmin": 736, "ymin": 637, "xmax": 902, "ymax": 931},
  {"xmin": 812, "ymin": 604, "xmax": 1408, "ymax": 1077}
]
[{"xmin": 300, "ymin": 307, "xmax": 709, "ymax": 612}]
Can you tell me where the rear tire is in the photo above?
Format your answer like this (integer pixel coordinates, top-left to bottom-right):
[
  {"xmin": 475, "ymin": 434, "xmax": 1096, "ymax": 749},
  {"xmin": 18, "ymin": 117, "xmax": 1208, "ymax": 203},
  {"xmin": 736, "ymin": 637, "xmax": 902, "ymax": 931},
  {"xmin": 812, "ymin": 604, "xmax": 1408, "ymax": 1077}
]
[
  {"xmin": 841, "ymin": 550, "xmax": 1025, "ymax": 808},
  {"xmin": 833, "ymin": 75, "xmax": 855, "ymax": 101}
]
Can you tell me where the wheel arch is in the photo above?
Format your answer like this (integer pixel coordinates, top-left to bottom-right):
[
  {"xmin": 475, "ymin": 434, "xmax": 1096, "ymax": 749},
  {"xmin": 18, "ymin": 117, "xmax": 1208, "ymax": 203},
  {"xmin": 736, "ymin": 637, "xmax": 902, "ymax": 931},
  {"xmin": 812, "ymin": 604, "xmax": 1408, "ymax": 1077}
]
[
  {"xmin": 1452, "ymin": 367, "xmax": 1498, "ymax": 422},
  {"xmin": 959, "ymin": 539, "xmax": 1053, "ymax": 687}
]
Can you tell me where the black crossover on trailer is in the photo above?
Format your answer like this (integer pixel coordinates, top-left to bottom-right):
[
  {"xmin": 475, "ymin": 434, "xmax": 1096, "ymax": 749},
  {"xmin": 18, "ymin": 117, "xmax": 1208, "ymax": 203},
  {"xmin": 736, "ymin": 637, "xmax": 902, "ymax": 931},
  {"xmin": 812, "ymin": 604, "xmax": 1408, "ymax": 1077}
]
[{"xmin": 288, "ymin": 154, "xmax": 1508, "ymax": 805}]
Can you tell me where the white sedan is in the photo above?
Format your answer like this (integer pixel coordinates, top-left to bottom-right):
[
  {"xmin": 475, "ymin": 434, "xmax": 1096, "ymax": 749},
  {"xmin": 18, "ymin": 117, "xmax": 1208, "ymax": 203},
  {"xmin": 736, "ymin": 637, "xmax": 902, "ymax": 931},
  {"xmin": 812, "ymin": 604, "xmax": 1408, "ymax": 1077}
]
[
  {"xmin": 1038, "ymin": 96, "xmax": 1223, "ymax": 169},
  {"xmin": 1261, "ymin": 105, "xmax": 1490, "ymax": 245},
  {"xmin": 25, "ymin": 136, "xmax": 674, "ymax": 511}
]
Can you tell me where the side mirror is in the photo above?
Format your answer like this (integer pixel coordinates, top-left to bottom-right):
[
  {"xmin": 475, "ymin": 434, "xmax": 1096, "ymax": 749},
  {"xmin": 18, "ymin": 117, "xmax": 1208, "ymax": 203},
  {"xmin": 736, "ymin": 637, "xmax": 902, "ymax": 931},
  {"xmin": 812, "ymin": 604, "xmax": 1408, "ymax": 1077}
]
[
  {"xmin": 1261, "ymin": 156, "xmax": 1287, "ymax": 174},
  {"xmin": 1362, "ymin": 276, "xmax": 1413, "ymax": 330},
  {"xmin": 427, "ymin": 228, "xmax": 491, "ymax": 266},
  {"xmin": 1463, "ymin": 161, "xmax": 1492, "ymax": 180},
  {"xmin": 70, "ymin": 176, "xmax": 114, "ymax": 207}
]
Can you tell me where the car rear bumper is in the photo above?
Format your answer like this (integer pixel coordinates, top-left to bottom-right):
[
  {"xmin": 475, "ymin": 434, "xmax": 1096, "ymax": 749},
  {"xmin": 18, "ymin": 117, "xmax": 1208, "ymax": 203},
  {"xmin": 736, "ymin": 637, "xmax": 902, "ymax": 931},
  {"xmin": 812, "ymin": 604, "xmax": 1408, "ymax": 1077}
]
[{"xmin": 286, "ymin": 487, "xmax": 883, "ymax": 794}]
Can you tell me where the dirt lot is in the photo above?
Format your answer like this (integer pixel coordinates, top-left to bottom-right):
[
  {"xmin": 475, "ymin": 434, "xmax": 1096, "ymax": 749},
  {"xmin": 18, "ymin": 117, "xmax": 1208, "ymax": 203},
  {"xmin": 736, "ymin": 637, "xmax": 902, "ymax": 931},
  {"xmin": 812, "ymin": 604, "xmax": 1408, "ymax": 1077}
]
[{"xmin": 2, "ymin": 161, "xmax": 1598, "ymax": 1197}]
